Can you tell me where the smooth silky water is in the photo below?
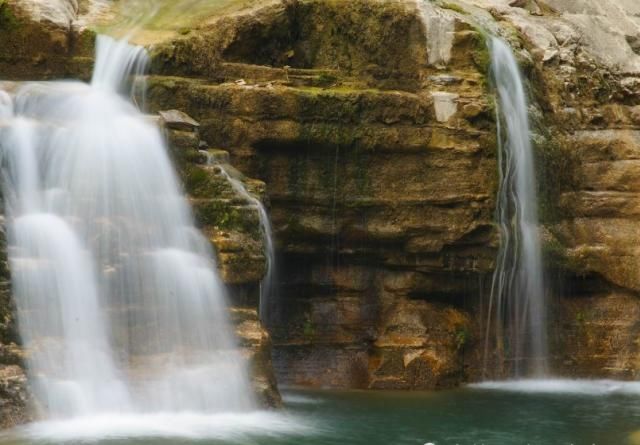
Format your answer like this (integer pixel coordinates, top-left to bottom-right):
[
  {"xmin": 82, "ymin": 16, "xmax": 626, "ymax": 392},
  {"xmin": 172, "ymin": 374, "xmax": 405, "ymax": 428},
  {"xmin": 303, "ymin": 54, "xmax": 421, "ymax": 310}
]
[
  {"xmin": 0, "ymin": 33, "xmax": 308, "ymax": 440},
  {"xmin": 484, "ymin": 36, "xmax": 548, "ymax": 378}
]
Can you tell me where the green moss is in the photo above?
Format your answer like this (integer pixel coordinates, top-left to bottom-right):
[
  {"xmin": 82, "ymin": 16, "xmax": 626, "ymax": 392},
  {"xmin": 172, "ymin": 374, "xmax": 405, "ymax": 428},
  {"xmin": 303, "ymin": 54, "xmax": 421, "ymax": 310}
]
[
  {"xmin": 455, "ymin": 327, "xmax": 469, "ymax": 351},
  {"xmin": 440, "ymin": 2, "xmax": 468, "ymax": 15},
  {"xmin": 180, "ymin": 162, "xmax": 235, "ymax": 199},
  {"xmin": 303, "ymin": 312, "xmax": 315, "ymax": 341},
  {"xmin": 0, "ymin": 2, "xmax": 20, "ymax": 30},
  {"xmin": 292, "ymin": 85, "xmax": 380, "ymax": 96},
  {"xmin": 542, "ymin": 236, "xmax": 570, "ymax": 269},
  {"xmin": 316, "ymin": 73, "xmax": 338, "ymax": 87},
  {"xmin": 535, "ymin": 134, "xmax": 577, "ymax": 224},
  {"xmin": 298, "ymin": 123, "xmax": 359, "ymax": 152},
  {"xmin": 471, "ymin": 29, "xmax": 491, "ymax": 79},
  {"xmin": 184, "ymin": 166, "xmax": 214, "ymax": 197},
  {"xmin": 195, "ymin": 199, "xmax": 261, "ymax": 240},
  {"xmin": 74, "ymin": 29, "xmax": 97, "ymax": 57}
]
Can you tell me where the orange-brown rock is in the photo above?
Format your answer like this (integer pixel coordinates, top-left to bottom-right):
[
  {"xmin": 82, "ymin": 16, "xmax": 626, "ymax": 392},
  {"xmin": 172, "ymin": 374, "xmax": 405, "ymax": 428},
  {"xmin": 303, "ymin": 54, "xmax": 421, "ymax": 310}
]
[{"xmin": 147, "ymin": 0, "xmax": 497, "ymax": 389}]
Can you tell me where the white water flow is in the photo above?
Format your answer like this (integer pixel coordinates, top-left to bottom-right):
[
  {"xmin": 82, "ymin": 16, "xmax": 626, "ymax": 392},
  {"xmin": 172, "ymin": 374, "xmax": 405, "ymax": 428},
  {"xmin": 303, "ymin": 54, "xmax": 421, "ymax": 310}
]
[
  {"xmin": 0, "ymin": 35, "xmax": 254, "ymax": 420},
  {"xmin": 484, "ymin": 37, "xmax": 547, "ymax": 378},
  {"xmin": 205, "ymin": 156, "xmax": 276, "ymax": 326}
]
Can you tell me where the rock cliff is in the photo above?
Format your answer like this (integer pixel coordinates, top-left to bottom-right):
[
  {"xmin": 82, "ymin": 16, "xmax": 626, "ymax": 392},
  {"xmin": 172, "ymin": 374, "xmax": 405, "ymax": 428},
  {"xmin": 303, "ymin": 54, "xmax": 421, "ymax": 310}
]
[
  {"xmin": 147, "ymin": 0, "xmax": 498, "ymax": 388},
  {"xmin": 146, "ymin": 0, "xmax": 640, "ymax": 387},
  {"xmin": 2, "ymin": 0, "xmax": 640, "ymax": 415}
]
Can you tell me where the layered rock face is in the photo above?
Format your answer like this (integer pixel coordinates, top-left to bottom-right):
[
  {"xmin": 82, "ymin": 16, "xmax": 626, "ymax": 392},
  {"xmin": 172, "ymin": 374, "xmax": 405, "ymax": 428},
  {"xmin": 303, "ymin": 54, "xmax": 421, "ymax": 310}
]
[
  {"xmin": 0, "ymin": 0, "xmax": 96, "ymax": 80},
  {"xmin": 146, "ymin": 0, "xmax": 640, "ymax": 387},
  {"xmin": 147, "ymin": 0, "xmax": 499, "ymax": 388},
  {"xmin": 0, "ymin": 216, "xmax": 30, "ymax": 428}
]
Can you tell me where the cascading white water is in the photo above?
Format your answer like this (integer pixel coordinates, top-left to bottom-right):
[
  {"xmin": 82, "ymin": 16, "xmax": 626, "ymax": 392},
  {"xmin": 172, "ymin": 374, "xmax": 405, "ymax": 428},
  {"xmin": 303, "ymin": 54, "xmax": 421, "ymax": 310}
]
[
  {"xmin": 0, "ymin": 34, "xmax": 254, "ymax": 419},
  {"xmin": 485, "ymin": 37, "xmax": 547, "ymax": 377},
  {"xmin": 205, "ymin": 156, "xmax": 276, "ymax": 326}
]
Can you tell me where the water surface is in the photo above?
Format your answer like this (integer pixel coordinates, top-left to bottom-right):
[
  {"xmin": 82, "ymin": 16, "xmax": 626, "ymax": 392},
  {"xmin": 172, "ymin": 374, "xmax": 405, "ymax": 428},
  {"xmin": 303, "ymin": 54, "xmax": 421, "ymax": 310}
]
[{"xmin": 3, "ymin": 382, "xmax": 640, "ymax": 445}]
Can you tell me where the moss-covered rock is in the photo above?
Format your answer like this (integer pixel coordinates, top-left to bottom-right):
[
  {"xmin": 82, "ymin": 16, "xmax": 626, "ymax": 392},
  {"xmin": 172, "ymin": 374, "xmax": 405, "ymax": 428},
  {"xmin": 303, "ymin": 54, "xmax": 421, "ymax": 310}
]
[{"xmin": 0, "ymin": 1, "xmax": 95, "ymax": 80}]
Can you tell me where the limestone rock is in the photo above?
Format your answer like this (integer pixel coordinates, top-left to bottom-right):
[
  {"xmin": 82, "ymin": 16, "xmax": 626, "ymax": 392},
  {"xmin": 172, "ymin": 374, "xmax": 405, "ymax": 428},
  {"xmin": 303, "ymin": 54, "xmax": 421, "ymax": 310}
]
[
  {"xmin": 9, "ymin": 0, "xmax": 108, "ymax": 28},
  {"xmin": 0, "ymin": 365, "xmax": 31, "ymax": 429},
  {"xmin": 146, "ymin": 0, "xmax": 497, "ymax": 389},
  {"xmin": 159, "ymin": 109, "xmax": 201, "ymax": 131},
  {"xmin": 231, "ymin": 308, "xmax": 281, "ymax": 407},
  {"xmin": 8, "ymin": 0, "xmax": 640, "ymax": 393},
  {"xmin": 0, "ymin": 1, "xmax": 95, "ymax": 80},
  {"xmin": 431, "ymin": 91, "xmax": 459, "ymax": 122}
]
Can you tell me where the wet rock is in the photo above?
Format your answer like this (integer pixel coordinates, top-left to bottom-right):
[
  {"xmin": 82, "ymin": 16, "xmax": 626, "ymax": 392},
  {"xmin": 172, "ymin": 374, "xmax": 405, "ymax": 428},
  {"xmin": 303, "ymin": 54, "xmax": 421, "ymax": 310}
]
[
  {"xmin": 231, "ymin": 308, "xmax": 281, "ymax": 407},
  {"xmin": 163, "ymin": 114, "xmax": 280, "ymax": 405},
  {"xmin": 431, "ymin": 92, "xmax": 459, "ymax": 122},
  {"xmin": 0, "ymin": 365, "xmax": 31, "ymax": 429}
]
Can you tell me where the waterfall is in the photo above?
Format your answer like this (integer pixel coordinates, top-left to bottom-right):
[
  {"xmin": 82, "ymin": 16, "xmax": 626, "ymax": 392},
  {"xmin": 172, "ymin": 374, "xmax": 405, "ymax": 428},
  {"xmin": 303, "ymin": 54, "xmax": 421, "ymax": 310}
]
[
  {"xmin": 204, "ymin": 156, "xmax": 276, "ymax": 327},
  {"xmin": 485, "ymin": 37, "xmax": 548, "ymax": 377},
  {"xmin": 0, "ymin": 35, "xmax": 254, "ymax": 419}
]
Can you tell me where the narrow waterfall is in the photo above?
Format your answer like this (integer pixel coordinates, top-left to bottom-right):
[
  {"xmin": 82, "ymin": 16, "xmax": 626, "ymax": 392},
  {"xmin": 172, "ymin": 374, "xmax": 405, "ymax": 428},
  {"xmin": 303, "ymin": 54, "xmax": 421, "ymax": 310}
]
[
  {"xmin": 0, "ymin": 34, "xmax": 254, "ymax": 419},
  {"xmin": 485, "ymin": 37, "xmax": 548, "ymax": 377},
  {"xmin": 205, "ymin": 156, "xmax": 276, "ymax": 327}
]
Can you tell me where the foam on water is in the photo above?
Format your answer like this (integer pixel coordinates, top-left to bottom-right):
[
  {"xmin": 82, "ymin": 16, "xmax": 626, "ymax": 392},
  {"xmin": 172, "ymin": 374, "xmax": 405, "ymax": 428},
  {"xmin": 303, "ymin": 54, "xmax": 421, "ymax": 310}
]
[
  {"xmin": 470, "ymin": 379, "xmax": 640, "ymax": 395},
  {"xmin": 282, "ymin": 393, "xmax": 326, "ymax": 405},
  {"xmin": 3, "ymin": 411, "xmax": 313, "ymax": 442}
]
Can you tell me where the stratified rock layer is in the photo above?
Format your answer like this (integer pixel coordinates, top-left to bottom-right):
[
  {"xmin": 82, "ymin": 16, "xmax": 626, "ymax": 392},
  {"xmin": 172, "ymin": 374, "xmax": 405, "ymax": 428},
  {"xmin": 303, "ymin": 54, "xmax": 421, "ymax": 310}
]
[
  {"xmin": 0, "ymin": 1, "xmax": 95, "ymax": 80},
  {"xmin": 148, "ymin": 0, "xmax": 498, "ymax": 388},
  {"xmin": 147, "ymin": 0, "xmax": 640, "ymax": 387}
]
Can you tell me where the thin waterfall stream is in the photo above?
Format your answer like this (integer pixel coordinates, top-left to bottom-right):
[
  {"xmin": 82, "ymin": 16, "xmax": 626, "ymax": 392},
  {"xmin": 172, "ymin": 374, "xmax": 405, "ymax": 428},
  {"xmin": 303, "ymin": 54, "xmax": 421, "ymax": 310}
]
[
  {"xmin": 484, "ymin": 36, "xmax": 548, "ymax": 378},
  {"xmin": 202, "ymin": 153, "xmax": 276, "ymax": 327}
]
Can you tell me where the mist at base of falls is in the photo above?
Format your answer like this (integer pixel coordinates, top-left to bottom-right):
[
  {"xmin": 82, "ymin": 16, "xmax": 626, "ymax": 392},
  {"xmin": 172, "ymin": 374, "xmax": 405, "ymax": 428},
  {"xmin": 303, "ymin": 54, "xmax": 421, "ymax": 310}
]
[{"xmin": 0, "ymin": 35, "xmax": 254, "ymax": 419}]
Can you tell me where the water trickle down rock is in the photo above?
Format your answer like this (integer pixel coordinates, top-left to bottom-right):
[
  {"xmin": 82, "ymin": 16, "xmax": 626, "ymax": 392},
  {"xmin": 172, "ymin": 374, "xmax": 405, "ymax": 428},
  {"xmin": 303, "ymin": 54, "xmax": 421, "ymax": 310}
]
[{"xmin": 160, "ymin": 110, "xmax": 281, "ymax": 407}]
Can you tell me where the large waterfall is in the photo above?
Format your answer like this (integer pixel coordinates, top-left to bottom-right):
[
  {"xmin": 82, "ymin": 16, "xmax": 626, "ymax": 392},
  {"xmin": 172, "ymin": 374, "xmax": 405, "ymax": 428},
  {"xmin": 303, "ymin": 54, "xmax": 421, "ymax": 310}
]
[
  {"xmin": 484, "ymin": 37, "xmax": 548, "ymax": 377},
  {"xmin": 0, "ymin": 35, "xmax": 254, "ymax": 421}
]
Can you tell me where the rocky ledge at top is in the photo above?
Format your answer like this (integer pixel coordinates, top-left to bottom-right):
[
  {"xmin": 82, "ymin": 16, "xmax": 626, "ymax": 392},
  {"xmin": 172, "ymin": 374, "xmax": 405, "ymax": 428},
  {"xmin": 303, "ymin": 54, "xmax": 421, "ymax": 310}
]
[{"xmin": 3, "ymin": 0, "xmax": 640, "ymax": 397}]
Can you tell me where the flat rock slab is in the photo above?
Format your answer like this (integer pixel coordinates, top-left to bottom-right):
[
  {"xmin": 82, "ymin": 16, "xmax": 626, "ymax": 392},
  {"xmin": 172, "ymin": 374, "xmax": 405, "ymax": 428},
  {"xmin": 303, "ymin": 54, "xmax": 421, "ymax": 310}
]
[{"xmin": 159, "ymin": 109, "xmax": 200, "ymax": 131}]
